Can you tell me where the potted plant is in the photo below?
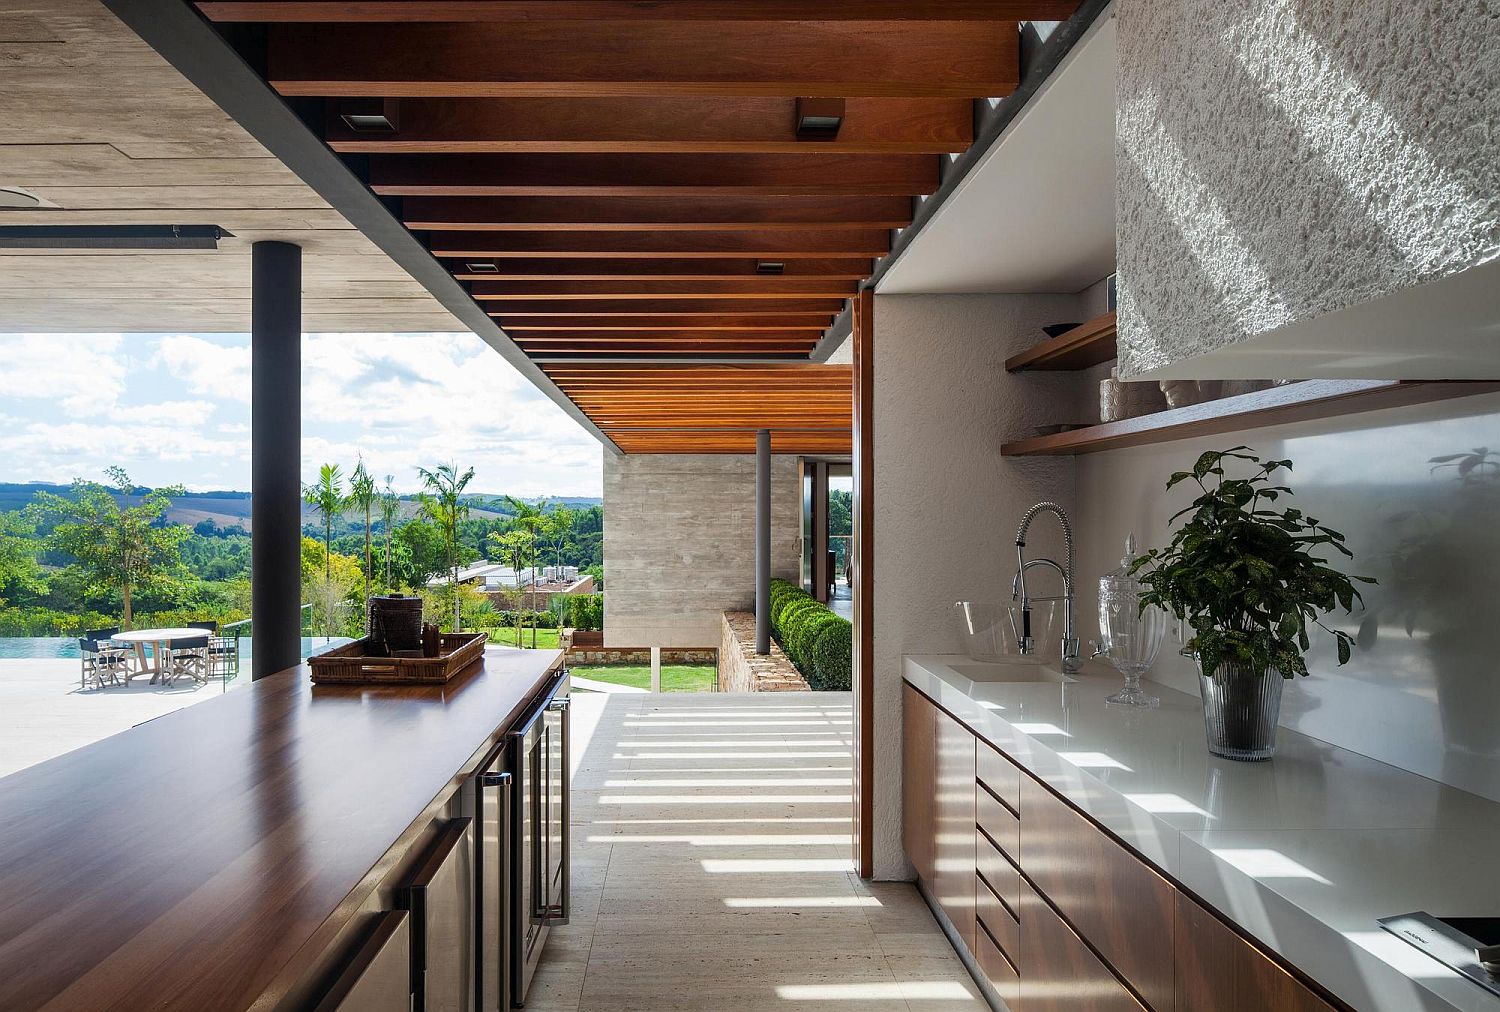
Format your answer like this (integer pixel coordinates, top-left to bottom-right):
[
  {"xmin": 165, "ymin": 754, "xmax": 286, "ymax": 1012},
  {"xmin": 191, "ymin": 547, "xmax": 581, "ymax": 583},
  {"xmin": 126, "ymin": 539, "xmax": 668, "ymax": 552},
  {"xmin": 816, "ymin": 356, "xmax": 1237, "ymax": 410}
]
[{"xmin": 1131, "ymin": 447, "xmax": 1374, "ymax": 760}]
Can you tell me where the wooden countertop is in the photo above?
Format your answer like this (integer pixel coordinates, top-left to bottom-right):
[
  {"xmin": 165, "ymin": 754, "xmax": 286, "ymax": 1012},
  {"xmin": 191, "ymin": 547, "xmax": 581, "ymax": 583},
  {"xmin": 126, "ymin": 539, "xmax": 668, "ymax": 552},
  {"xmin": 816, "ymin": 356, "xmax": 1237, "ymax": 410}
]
[{"xmin": 0, "ymin": 646, "xmax": 564, "ymax": 1011}]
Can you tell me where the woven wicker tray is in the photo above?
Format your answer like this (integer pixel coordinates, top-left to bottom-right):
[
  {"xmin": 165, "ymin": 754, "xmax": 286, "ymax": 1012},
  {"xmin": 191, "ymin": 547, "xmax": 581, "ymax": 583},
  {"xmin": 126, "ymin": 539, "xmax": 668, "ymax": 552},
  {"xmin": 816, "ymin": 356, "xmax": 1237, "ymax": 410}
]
[{"xmin": 308, "ymin": 631, "xmax": 488, "ymax": 684}]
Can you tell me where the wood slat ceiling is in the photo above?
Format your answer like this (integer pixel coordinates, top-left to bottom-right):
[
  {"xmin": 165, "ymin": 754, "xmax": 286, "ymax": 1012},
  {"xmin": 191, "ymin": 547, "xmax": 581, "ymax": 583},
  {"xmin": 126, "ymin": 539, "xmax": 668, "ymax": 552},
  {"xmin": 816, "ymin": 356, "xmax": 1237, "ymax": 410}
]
[{"xmin": 198, "ymin": 0, "xmax": 1078, "ymax": 453}]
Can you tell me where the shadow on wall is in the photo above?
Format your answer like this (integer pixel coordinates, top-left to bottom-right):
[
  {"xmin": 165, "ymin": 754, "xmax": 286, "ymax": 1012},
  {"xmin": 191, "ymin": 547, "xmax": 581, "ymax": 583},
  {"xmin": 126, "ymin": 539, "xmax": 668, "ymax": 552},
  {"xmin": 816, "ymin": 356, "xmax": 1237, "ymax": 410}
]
[{"xmin": 1116, "ymin": 0, "xmax": 1499, "ymax": 372}]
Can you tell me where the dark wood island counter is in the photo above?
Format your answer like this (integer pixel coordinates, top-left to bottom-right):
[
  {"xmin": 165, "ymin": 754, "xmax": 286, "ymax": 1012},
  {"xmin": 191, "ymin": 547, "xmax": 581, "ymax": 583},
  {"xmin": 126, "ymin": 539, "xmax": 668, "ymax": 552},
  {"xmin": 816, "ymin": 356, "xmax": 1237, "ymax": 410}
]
[{"xmin": 0, "ymin": 646, "xmax": 565, "ymax": 1011}]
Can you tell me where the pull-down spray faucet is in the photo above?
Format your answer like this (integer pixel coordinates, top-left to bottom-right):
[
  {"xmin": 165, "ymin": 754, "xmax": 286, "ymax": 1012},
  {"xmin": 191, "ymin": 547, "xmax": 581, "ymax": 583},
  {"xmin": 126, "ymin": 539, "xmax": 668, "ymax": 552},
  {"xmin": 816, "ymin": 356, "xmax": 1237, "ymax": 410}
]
[{"xmin": 1013, "ymin": 502, "xmax": 1081, "ymax": 673}]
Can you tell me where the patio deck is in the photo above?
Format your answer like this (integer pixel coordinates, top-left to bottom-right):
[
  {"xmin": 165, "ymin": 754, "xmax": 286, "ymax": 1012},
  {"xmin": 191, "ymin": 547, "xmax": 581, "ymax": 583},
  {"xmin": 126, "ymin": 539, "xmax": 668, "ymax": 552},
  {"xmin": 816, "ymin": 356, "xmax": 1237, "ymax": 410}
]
[
  {"xmin": 531, "ymin": 692, "xmax": 984, "ymax": 1011},
  {"xmin": 0, "ymin": 659, "xmax": 233, "ymax": 779}
]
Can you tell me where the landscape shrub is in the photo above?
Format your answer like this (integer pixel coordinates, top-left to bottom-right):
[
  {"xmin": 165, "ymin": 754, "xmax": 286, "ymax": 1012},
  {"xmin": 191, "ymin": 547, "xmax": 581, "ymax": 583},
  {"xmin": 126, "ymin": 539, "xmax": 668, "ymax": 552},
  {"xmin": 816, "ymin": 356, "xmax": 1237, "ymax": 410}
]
[
  {"xmin": 785, "ymin": 608, "xmax": 842, "ymax": 670},
  {"xmin": 765, "ymin": 579, "xmax": 851, "ymax": 690},
  {"xmin": 565, "ymin": 593, "xmax": 604, "ymax": 631},
  {"xmin": 810, "ymin": 619, "xmax": 853, "ymax": 691}
]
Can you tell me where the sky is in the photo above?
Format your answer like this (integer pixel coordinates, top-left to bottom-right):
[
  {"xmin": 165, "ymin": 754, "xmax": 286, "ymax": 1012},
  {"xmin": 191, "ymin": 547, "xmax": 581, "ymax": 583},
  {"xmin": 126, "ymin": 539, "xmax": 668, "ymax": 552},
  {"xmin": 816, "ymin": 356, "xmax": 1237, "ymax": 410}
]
[{"xmin": 0, "ymin": 331, "xmax": 603, "ymax": 496}]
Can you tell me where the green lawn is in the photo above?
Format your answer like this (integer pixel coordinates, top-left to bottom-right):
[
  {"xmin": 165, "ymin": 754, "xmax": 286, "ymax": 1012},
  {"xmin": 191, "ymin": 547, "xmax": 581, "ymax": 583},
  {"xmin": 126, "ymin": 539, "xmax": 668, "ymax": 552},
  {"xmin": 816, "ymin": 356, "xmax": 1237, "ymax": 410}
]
[
  {"xmin": 482, "ymin": 627, "xmax": 562, "ymax": 649},
  {"xmin": 569, "ymin": 663, "xmax": 718, "ymax": 693}
]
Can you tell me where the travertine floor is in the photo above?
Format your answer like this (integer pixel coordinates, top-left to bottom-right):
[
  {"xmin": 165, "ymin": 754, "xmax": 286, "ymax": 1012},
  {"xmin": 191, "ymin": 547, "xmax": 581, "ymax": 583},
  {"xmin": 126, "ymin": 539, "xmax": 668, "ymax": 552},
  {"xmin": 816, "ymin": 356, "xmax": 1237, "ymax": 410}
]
[{"xmin": 530, "ymin": 691, "xmax": 986, "ymax": 1011}]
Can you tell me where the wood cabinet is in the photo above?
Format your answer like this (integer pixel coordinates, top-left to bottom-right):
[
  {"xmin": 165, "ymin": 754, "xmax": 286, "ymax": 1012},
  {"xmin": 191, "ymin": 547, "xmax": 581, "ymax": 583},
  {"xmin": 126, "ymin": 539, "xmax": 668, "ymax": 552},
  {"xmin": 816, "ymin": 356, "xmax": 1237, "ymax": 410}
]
[
  {"xmin": 933, "ymin": 697, "xmax": 976, "ymax": 949},
  {"xmin": 1175, "ymin": 893, "xmax": 1339, "ymax": 1012},
  {"xmin": 902, "ymin": 683, "xmax": 936, "ymax": 885},
  {"xmin": 900, "ymin": 683, "xmax": 1349, "ymax": 1012},
  {"xmin": 1017, "ymin": 875, "xmax": 1147, "ymax": 1012},
  {"xmin": 1019, "ymin": 777, "xmax": 1176, "ymax": 1012},
  {"xmin": 314, "ymin": 910, "xmax": 412, "ymax": 1012}
]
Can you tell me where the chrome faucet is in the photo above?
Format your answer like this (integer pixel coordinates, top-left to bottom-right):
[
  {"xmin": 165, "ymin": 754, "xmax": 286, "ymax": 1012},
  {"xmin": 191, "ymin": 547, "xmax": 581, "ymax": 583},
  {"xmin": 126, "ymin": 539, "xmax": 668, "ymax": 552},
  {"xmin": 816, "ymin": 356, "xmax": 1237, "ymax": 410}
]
[{"xmin": 1013, "ymin": 502, "xmax": 1081, "ymax": 673}]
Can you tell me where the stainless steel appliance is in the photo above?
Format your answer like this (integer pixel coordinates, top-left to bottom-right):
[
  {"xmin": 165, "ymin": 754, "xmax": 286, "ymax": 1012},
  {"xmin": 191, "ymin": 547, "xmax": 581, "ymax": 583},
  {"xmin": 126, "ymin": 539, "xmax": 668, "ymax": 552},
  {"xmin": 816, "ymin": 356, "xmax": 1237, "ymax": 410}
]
[
  {"xmin": 510, "ymin": 672, "xmax": 570, "ymax": 1007},
  {"xmin": 1380, "ymin": 912, "xmax": 1500, "ymax": 997},
  {"xmin": 473, "ymin": 747, "xmax": 511, "ymax": 1011}
]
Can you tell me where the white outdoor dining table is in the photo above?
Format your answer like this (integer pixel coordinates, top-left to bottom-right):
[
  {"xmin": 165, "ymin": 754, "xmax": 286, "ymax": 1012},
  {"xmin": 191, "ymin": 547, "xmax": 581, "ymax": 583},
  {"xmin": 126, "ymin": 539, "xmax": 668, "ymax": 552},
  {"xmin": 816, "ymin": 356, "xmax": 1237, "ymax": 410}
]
[{"xmin": 111, "ymin": 628, "xmax": 206, "ymax": 684}]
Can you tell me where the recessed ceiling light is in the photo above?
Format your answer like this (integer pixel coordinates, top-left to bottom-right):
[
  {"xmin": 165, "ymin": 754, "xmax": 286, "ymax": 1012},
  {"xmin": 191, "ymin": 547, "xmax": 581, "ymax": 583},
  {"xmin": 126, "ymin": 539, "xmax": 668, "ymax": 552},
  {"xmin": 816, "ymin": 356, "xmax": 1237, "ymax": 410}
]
[
  {"xmin": 795, "ymin": 98, "xmax": 844, "ymax": 141},
  {"xmin": 756, "ymin": 261, "xmax": 785, "ymax": 275},
  {"xmin": 465, "ymin": 262, "xmax": 500, "ymax": 274},
  {"xmin": 0, "ymin": 225, "xmax": 230, "ymax": 249},
  {"xmin": 338, "ymin": 98, "xmax": 400, "ymax": 133},
  {"xmin": 0, "ymin": 187, "xmax": 44, "ymax": 209}
]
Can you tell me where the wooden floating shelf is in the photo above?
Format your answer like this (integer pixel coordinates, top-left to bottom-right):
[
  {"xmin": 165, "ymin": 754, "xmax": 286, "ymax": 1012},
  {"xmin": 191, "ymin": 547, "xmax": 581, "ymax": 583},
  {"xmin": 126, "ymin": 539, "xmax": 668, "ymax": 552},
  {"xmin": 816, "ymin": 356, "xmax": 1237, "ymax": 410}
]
[
  {"xmin": 1001, "ymin": 379, "xmax": 1500, "ymax": 457},
  {"xmin": 1005, "ymin": 310, "xmax": 1116, "ymax": 372}
]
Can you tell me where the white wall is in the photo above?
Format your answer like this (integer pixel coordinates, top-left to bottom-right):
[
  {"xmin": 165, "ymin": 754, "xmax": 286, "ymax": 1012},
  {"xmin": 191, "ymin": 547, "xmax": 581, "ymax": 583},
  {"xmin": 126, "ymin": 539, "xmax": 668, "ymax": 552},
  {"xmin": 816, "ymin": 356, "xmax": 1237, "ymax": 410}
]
[
  {"xmin": 871, "ymin": 293, "xmax": 1081, "ymax": 879},
  {"xmin": 1074, "ymin": 390, "xmax": 1500, "ymax": 805},
  {"xmin": 603, "ymin": 453, "xmax": 800, "ymax": 648},
  {"xmin": 1115, "ymin": 0, "xmax": 1500, "ymax": 375}
]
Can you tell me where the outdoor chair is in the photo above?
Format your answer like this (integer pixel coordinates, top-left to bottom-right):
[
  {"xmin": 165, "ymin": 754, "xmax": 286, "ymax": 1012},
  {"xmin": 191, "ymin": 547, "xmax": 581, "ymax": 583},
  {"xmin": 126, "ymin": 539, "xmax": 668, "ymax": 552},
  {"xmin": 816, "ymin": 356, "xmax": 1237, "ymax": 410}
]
[
  {"xmin": 161, "ymin": 634, "xmax": 210, "ymax": 686},
  {"xmin": 78, "ymin": 628, "xmax": 129, "ymax": 690},
  {"xmin": 188, "ymin": 621, "xmax": 239, "ymax": 682}
]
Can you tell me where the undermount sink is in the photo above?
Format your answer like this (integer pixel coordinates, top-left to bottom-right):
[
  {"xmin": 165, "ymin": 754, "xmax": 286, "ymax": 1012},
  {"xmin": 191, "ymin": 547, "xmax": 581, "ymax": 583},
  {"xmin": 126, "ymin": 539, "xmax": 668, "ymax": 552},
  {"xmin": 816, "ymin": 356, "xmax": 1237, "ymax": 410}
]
[{"xmin": 945, "ymin": 658, "xmax": 1072, "ymax": 684}]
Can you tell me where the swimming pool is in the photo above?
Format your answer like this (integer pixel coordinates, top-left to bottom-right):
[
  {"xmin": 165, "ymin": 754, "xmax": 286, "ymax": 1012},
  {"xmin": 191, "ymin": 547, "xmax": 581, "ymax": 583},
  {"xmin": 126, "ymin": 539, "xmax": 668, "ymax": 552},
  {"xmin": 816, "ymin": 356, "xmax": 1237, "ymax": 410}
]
[{"xmin": 0, "ymin": 636, "xmax": 351, "ymax": 660}]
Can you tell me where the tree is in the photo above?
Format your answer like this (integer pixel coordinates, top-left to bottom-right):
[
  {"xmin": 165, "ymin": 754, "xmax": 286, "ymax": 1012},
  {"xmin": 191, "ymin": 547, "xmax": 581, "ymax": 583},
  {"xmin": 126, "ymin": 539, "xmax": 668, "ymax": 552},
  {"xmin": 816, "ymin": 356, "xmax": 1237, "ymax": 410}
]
[
  {"xmin": 489, "ymin": 529, "xmax": 532, "ymax": 647},
  {"xmin": 0, "ymin": 510, "xmax": 44, "ymax": 607},
  {"xmin": 542, "ymin": 503, "xmax": 575, "ymax": 575},
  {"xmin": 302, "ymin": 464, "xmax": 346, "ymax": 583},
  {"xmin": 34, "ymin": 467, "xmax": 187, "ymax": 629},
  {"xmin": 503, "ymin": 496, "xmax": 546, "ymax": 648},
  {"xmin": 379, "ymin": 475, "xmax": 402, "ymax": 591},
  {"xmin": 418, "ymin": 463, "xmax": 476, "ymax": 632},
  {"xmin": 347, "ymin": 458, "xmax": 378, "ymax": 613}
]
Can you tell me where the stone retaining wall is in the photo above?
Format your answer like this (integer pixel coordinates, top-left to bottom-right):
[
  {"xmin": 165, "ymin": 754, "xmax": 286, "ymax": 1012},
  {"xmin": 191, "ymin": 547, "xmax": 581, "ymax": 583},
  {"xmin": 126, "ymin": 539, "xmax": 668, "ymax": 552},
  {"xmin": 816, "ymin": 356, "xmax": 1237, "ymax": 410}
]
[{"xmin": 719, "ymin": 611, "xmax": 809, "ymax": 692}]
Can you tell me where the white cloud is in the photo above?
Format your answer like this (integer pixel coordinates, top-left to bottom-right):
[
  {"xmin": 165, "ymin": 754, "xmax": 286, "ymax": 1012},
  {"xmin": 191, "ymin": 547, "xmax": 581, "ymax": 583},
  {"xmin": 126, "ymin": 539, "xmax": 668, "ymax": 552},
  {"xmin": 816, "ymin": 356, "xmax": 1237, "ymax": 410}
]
[
  {"xmin": 1, "ymin": 330, "xmax": 604, "ymax": 497},
  {"xmin": 0, "ymin": 332, "xmax": 128, "ymax": 415},
  {"xmin": 155, "ymin": 334, "xmax": 251, "ymax": 403}
]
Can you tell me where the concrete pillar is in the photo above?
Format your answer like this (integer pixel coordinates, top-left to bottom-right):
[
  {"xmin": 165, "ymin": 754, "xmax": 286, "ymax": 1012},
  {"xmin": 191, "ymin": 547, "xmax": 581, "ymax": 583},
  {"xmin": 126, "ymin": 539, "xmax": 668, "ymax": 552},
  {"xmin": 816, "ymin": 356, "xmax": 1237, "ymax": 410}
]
[
  {"xmin": 650, "ymin": 646, "xmax": 662, "ymax": 693},
  {"xmin": 755, "ymin": 428, "xmax": 771, "ymax": 654},
  {"xmin": 250, "ymin": 241, "xmax": 302, "ymax": 680}
]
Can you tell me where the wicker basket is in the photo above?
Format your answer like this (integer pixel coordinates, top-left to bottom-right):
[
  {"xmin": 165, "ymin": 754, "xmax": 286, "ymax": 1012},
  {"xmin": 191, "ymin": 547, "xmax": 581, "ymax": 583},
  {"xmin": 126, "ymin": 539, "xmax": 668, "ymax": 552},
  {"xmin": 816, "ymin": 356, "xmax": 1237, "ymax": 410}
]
[{"xmin": 308, "ymin": 631, "xmax": 489, "ymax": 684}]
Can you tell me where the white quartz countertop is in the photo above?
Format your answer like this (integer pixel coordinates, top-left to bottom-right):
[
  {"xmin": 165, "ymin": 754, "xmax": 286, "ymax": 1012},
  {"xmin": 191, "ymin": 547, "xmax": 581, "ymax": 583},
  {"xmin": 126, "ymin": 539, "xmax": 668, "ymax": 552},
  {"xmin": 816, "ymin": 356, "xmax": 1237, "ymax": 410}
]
[{"xmin": 904, "ymin": 654, "xmax": 1500, "ymax": 1012}]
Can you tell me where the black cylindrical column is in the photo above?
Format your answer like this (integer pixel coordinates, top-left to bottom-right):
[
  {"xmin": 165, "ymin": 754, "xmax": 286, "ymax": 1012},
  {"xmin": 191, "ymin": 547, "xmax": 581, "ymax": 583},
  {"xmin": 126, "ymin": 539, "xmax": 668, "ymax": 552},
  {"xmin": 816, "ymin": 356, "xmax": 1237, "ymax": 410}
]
[
  {"xmin": 251, "ymin": 241, "xmax": 302, "ymax": 680},
  {"xmin": 755, "ymin": 428, "xmax": 771, "ymax": 655}
]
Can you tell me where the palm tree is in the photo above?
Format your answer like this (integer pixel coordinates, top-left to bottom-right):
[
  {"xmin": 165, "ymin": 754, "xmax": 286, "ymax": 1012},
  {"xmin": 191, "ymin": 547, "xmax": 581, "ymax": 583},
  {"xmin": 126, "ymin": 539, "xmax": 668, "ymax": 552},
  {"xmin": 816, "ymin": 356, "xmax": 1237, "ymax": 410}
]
[
  {"xmin": 303, "ymin": 463, "xmax": 346, "ymax": 582},
  {"xmin": 348, "ymin": 459, "xmax": 377, "ymax": 614},
  {"xmin": 418, "ymin": 463, "xmax": 475, "ymax": 632},
  {"xmin": 503, "ymin": 496, "xmax": 547, "ymax": 648},
  {"xmin": 544, "ymin": 503, "xmax": 575, "ymax": 574},
  {"xmin": 490, "ymin": 529, "xmax": 531, "ymax": 648},
  {"xmin": 379, "ymin": 475, "xmax": 401, "ymax": 591}
]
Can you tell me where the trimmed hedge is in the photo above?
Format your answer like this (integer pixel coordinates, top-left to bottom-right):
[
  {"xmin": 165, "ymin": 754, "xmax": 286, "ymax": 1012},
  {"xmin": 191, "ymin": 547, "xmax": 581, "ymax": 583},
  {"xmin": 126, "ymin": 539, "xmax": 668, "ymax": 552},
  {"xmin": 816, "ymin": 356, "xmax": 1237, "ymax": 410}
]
[
  {"xmin": 766, "ymin": 578, "xmax": 852, "ymax": 691},
  {"xmin": 811, "ymin": 620, "xmax": 852, "ymax": 691}
]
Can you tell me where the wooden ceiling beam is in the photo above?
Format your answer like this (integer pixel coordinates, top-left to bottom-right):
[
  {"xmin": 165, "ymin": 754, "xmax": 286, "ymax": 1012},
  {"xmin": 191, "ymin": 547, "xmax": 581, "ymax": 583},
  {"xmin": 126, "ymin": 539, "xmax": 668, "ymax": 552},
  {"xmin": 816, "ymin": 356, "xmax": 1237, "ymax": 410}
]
[
  {"xmin": 427, "ymin": 229, "xmax": 891, "ymax": 258},
  {"xmin": 451, "ymin": 257, "xmax": 871, "ymax": 279},
  {"xmin": 497, "ymin": 316, "xmax": 834, "ymax": 330},
  {"xmin": 203, "ymin": 2, "xmax": 1077, "ymax": 24},
  {"xmin": 488, "ymin": 298, "xmax": 844, "ymax": 315},
  {"xmin": 516, "ymin": 334, "xmax": 822, "ymax": 346},
  {"xmin": 332, "ymin": 97, "xmax": 971, "ymax": 155},
  {"xmin": 470, "ymin": 279, "xmax": 858, "ymax": 298},
  {"xmin": 404, "ymin": 195, "xmax": 913, "ymax": 231},
  {"xmin": 267, "ymin": 22, "xmax": 1017, "ymax": 99},
  {"xmin": 371, "ymin": 153, "xmax": 938, "ymax": 197}
]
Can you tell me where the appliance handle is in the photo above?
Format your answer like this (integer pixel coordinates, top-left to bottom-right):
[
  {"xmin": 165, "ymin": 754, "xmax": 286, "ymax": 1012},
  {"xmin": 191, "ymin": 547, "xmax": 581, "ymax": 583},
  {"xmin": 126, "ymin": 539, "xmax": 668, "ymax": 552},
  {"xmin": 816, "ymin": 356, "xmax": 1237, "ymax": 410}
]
[{"xmin": 511, "ymin": 672, "xmax": 567, "ymax": 739}]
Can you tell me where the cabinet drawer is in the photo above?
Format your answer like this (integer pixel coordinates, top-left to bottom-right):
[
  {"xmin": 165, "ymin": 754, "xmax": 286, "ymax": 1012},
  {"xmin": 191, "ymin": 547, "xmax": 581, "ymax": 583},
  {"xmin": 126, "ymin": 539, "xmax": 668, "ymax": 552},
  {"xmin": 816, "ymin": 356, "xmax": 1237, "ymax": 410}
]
[
  {"xmin": 975, "ymin": 916, "xmax": 1022, "ymax": 1009},
  {"xmin": 1176, "ymin": 893, "xmax": 1341, "ymax": 1012},
  {"xmin": 975, "ymin": 872, "xmax": 1021, "ymax": 967},
  {"xmin": 976, "ymin": 782, "xmax": 1019, "ymax": 860},
  {"xmin": 976, "ymin": 829, "xmax": 1021, "ymax": 918},
  {"xmin": 1018, "ymin": 876, "xmax": 1147, "ymax": 1012},
  {"xmin": 976, "ymin": 740, "xmax": 1021, "ymax": 811},
  {"xmin": 1019, "ymin": 777, "xmax": 1175, "ymax": 1011}
]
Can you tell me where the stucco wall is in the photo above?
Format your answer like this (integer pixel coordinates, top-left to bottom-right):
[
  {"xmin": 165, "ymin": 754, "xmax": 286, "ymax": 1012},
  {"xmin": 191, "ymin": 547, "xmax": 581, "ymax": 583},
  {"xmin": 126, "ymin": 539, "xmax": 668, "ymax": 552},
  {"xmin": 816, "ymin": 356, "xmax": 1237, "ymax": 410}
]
[
  {"xmin": 1074, "ymin": 391, "xmax": 1500, "ymax": 806},
  {"xmin": 871, "ymin": 293, "xmax": 1081, "ymax": 879},
  {"xmin": 1115, "ymin": 0, "xmax": 1500, "ymax": 375},
  {"xmin": 603, "ymin": 453, "xmax": 800, "ymax": 648}
]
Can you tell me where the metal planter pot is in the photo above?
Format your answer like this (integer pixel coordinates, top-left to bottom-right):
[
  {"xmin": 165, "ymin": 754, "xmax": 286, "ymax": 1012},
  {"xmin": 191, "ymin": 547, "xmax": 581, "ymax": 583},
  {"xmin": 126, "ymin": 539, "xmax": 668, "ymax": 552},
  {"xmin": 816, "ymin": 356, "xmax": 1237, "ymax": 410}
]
[{"xmin": 1198, "ymin": 658, "xmax": 1285, "ymax": 761}]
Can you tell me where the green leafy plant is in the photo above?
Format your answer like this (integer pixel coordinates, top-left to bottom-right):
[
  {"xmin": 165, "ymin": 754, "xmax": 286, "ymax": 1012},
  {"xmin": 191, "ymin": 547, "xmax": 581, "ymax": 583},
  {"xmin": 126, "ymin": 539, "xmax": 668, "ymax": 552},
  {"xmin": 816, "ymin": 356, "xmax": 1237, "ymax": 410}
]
[
  {"xmin": 34, "ymin": 468, "xmax": 187, "ymax": 630},
  {"xmin": 1130, "ymin": 447, "xmax": 1374, "ymax": 679}
]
